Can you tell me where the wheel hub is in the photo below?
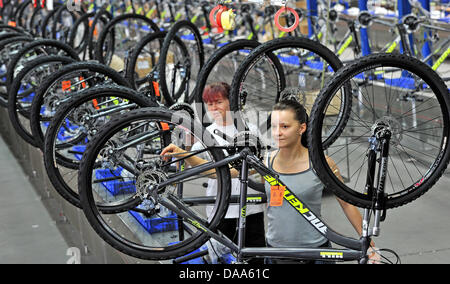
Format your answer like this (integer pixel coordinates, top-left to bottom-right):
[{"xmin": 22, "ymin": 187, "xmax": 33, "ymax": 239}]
[
  {"xmin": 371, "ymin": 116, "xmax": 402, "ymax": 146},
  {"xmin": 135, "ymin": 169, "xmax": 168, "ymax": 201}
]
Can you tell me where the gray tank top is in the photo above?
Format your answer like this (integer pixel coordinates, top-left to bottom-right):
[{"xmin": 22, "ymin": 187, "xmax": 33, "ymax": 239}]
[{"xmin": 265, "ymin": 151, "xmax": 327, "ymax": 248}]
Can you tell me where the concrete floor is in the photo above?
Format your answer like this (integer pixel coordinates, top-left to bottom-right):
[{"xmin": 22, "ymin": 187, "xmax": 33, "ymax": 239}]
[
  {"xmin": 0, "ymin": 134, "xmax": 70, "ymax": 264},
  {"xmin": 321, "ymin": 170, "xmax": 450, "ymax": 264}
]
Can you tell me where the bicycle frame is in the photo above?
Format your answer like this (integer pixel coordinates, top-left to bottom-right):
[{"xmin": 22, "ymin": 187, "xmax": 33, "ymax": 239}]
[
  {"xmin": 153, "ymin": 138, "xmax": 389, "ymax": 263},
  {"xmin": 379, "ymin": 23, "xmax": 415, "ymax": 56},
  {"xmin": 335, "ymin": 20, "xmax": 362, "ymax": 62},
  {"xmin": 430, "ymin": 37, "xmax": 450, "ymax": 72}
]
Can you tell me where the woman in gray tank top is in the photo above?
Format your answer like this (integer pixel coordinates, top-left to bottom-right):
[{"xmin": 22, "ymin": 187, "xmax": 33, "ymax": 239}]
[{"xmin": 265, "ymin": 96, "xmax": 376, "ymax": 264}]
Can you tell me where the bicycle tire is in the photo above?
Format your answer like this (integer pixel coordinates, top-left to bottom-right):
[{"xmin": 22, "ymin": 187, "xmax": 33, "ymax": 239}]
[
  {"xmin": 40, "ymin": 4, "xmax": 61, "ymax": 38},
  {"xmin": 0, "ymin": 24, "xmax": 27, "ymax": 34},
  {"xmin": 5, "ymin": 39, "xmax": 80, "ymax": 92},
  {"xmin": 125, "ymin": 31, "xmax": 188, "ymax": 93},
  {"xmin": 67, "ymin": 11, "xmax": 96, "ymax": 54},
  {"xmin": 308, "ymin": 53, "xmax": 450, "ymax": 209},
  {"xmin": 7, "ymin": 55, "xmax": 78, "ymax": 147},
  {"xmin": 11, "ymin": 0, "xmax": 27, "ymax": 26},
  {"xmin": 78, "ymin": 107, "xmax": 231, "ymax": 260},
  {"xmin": 229, "ymin": 37, "xmax": 350, "ymax": 149},
  {"xmin": 28, "ymin": 5, "xmax": 47, "ymax": 36},
  {"xmin": 51, "ymin": 5, "xmax": 80, "ymax": 42},
  {"xmin": 158, "ymin": 20, "xmax": 205, "ymax": 106},
  {"xmin": 95, "ymin": 13, "xmax": 159, "ymax": 65},
  {"xmin": 0, "ymin": 35, "xmax": 34, "ymax": 107},
  {"xmin": 87, "ymin": 8, "xmax": 113, "ymax": 61},
  {"xmin": 29, "ymin": 61, "xmax": 132, "ymax": 150},
  {"xmin": 43, "ymin": 85, "xmax": 157, "ymax": 208},
  {"xmin": 125, "ymin": 30, "xmax": 166, "ymax": 90},
  {"xmin": 1, "ymin": 0, "xmax": 15, "ymax": 23},
  {"xmin": 192, "ymin": 39, "xmax": 261, "ymax": 120},
  {"xmin": 193, "ymin": 39, "xmax": 266, "ymax": 193},
  {"xmin": 15, "ymin": 0, "xmax": 32, "ymax": 29}
]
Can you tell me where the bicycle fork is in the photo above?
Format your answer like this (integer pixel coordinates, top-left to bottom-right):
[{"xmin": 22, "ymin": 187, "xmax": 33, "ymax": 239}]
[{"xmin": 363, "ymin": 123, "xmax": 392, "ymax": 239}]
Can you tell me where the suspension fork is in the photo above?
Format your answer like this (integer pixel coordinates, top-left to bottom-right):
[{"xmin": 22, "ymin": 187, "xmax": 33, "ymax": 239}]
[
  {"xmin": 364, "ymin": 125, "xmax": 392, "ymax": 238},
  {"xmin": 362, "ymin": 140, "xmax": 377, "ymax": 238},
  {"xmin": 358, "ymin": 127, "xmax": 391, "ymax": 264}
]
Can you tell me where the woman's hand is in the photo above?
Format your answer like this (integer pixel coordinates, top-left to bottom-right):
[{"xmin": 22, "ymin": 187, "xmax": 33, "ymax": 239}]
[
  {"xmin": 160, "ymin": 144, "xmax": 186, "ymax": 161},
  {"xmin": 367, "ymin": 247, "xmax": 382, "ymax": 264}
]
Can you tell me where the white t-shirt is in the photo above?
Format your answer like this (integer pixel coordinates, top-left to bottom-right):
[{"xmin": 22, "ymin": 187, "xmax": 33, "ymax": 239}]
[{"xmin": 191, "ymin": 122, "xmax": 265, "ymax": 219}]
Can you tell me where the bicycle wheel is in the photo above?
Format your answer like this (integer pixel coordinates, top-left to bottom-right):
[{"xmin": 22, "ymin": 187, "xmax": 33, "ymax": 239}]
[
  {"xmin": 51, "ymin": 5, "xmax": 80, "ymax": 43},
  {"xmin": 0, "ymin": 24, "xmax": 28, "ymax": 34},
  {"xmin": 40, "ymin": 4, "xmax": 62, "ymax": 38},
  {"xmin": 192, "ymin": 39, "xmax": 261, "ymax": 124},
  {"xmin": 43, "ymin": 85, "xmax": 156, "ymax": 208},
  {"xmin": 308, "ymin": 53, "xmax": 450, "ymax": 209},
  {"xmin": 125, "ymin": 31, "xmax": 166, "ymax": 91},
  {"xmin": 1, "ymin": 0, "xmax": 15, "ymax": 23},
  {"xmin": 193, "ymin": 39, "xmax": 266, "ymax": 193},
  {"xmin": 15, "ymin": 0, "xmax": 32, "ymax": 29},
  {"xmin": 67, "ymin": 11, "xmax": 96, "ymax": 55},
  {"xmin": 29, "ymin": 61, "xmax": 131, "ymax": 149},
  {"xmin": 28, "ymin": 5, "xmax": 48, "ymax": 36},
  {"xmin": 0, "ymin": 35, "xmax": 33, "ymax": 107},
  {"xmin": 7, "ymin": 55, "xmax": 77, "ymax": 147},
  {"xmin": 78, "ymin": 107, "xmax": 231, "ymax": 260},
  {"xmin": 95, "ymin": 14, "xmax": 159, "ymax": 66},
  {"xmin": 86, "ymin": 8, "xmax": 113, "ymax": 61},
  {"xmin": 158, "ymin": 20, "xmax": 205, "ymax": 105},
  {"xmin": 5, "ymin": 39, "xmax": 80, "ymax": 93},
  {"xmin": 229, "ymin": 37, "xmax": 348, "ymax": 147}
]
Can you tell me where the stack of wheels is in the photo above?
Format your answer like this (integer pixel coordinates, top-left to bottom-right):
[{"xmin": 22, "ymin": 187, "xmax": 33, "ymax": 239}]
[
  {"xmin": 0, "ymin": 1, "xmax": 283, "ymax": 264},
  {"xmin": 0, "ymin": 0, "xmax": 448, "ymax": 265},
  {"xmin": 0, "ymin": 2, "xmax": 168, "ymax": 211}
]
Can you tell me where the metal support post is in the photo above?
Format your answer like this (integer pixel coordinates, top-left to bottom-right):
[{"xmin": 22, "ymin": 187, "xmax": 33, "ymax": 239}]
[
  {"xmin": 307, "ymin": 0, "xmax": 318, "ymax": 38},
  {"xmin": 420, "ymin": 0, "xmax": 433, "ymax": 65},
  {"xmin": 398, "ymin": 0, "xmax": 416, "ymax": 55},
  {"xmin": 359, "ymin": 0, "xmax": 371, "ymax": 56}
]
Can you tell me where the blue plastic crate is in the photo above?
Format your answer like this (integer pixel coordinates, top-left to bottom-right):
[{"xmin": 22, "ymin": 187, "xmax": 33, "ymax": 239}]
[
  {"xmin": 95, "ymin": 168, "xmax": 136, "ymax": 196},
  {"xmin": 180, "ymin": 34, "xmax": 195, "ymax": 41},
  {"xmin": 130, "ymin": 210, "xmax": 178, "ymax": 234},
  {"xmin": 72, "ymin": 145, "xmax": 86, "ymax": 161},
  {"xmin": 385, "ymin": 77, "xmax": 427, "ymax": 90},
  {"xmin": 219, "ymin": 253, "xmax": 236, "ymax": 264},
  {"xmin": 170, "ymin": 243, "xmax": 208, "ymax": 264},
  {"xmin": 278, "ymin": 55, "xmax": 334, "ymax": 72},
  {"xmin": 57, "ymin": 119, "xmax": 81, "ymax": 142},
  {"xmin": 18, "ymin": 84, "xmax": 35, "ymax": 103}
]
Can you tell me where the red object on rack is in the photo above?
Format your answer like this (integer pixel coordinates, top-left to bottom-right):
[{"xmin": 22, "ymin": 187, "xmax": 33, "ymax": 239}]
[
  {"xmin": 209, "ymin": 5, "xmax": 226, "ymax": 33},
  {"xmin": 274, "ymin": 7, "xmax": 300, "ymax": 33}
]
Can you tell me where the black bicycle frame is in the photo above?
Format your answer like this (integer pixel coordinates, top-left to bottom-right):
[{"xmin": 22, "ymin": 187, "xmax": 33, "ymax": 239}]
[{"xmin": 155, "ymin": 147, "xmax": 376, "ymax": 263}]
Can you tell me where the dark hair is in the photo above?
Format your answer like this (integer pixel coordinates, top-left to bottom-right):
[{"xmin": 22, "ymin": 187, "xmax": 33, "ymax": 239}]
[
  {"xmin": 273, "ymin": 89, "xmax": 309, "ymax": 148},
  {"xmin": 202, "ymin": 82, "xmax": 230, "ymax": 103}
]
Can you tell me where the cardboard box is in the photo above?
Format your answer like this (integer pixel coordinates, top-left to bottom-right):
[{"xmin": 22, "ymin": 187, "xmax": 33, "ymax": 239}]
[{"xmin": 135, "ymin": 56, "xmax": 155, "ymax": 78}]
